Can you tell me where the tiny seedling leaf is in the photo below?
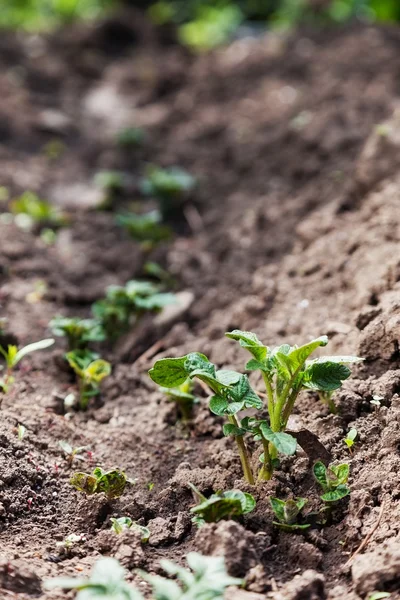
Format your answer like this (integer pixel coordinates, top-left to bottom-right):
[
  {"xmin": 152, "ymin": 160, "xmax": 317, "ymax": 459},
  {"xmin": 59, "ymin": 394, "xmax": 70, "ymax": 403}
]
[
  {"xmin": 12, "ymin": 338, "xmax": 54, "ymax": 367},
  {"xmin": 321, "ymin": 484, "xmax": 350, "ymax": 502},
  {"xmin": 259, "ymin": 423, "xmax": 297, "ymax": 455},
  {"xmin": 149, "ymin": 356, "xmax": 189, "ymax": 388}
]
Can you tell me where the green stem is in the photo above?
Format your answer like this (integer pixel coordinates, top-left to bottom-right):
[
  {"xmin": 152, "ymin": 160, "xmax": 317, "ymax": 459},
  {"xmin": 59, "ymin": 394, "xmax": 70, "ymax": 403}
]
[
  {"xmin": 178, "ymin": 400, "xmax": 193, "ymax": 422},
  {"xmin": 228, "ymin": 415, "xmax": 255, "ymax": 485},
  {"xmin": 258, "ymin": 436, "xmax": 273, "ymax": 481},
  {"xmin": 262, "ymin": 372, "xmax": 275, "ymax": 418},
  {"xmin": 282, "ymin": 387, "xmax": 301, "ymax": 428}
]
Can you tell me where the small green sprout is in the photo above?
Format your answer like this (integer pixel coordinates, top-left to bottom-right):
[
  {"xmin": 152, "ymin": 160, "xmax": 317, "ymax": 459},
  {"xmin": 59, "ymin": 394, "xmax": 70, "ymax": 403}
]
[
  {"xmin": 50, "ymin": 316, "xmax": 105, "ymax": 350},
  {"xmin": 147, "ymin": 482, "xmax": 155, "ymax": 492},
  {"xmin": 92, "ymin": 280, "xmax": 176, "ymax": 340},
  {"xmin": 140, "ymin": 165, "xmax": 196, "ymax": 218},
  {"xmin": 46, "ymin": 553, "xmax": 242, "ymax": 600},
  {"xmin": 45, "ymin": 557, "xmax": 141, "ymax": 600},
  {"xmin": 117, "ymin": 127, "xmax": 145, "ymax": 148},
  {"xmin": 10, "ymin": 191, "xmax": 66, "ymax": 229},
  {"xmin": 56, "ymin": 533, "xmax": 86, "ymax": 552},
  {"xmin": 66, "ymin": 350, "xmax": 111, "ymax": 410},
  {"xmin": 160, "ymin": 377, "xmax": 197, "ymax": 421},
  {"xmin": 116, "ymin": 210, "xmax": 172, "ymax": 244},
  {"xmin": 94, "ymin": 170, "xmax": 124, "ymax": 193},
  {"xmin": 344, "ymin": 428, "xmax": 357, "ymax": 451},
  {"xmin": 59, "ymin": 440, "xmax": 89, "ymax": 466},
  {"xmin": 110, "ymin": 517, "xmax": 151, "ymax": 542},
  {"xmin": 189, "ymin": 483, "xmax": 255, "ymax": 527},
  {"xmin": 371, "ymin": 395, "xmax": 384, "ymax": 411},
  {"xmin": 70, "ymin": 467, "xmax": 133, "ymax": 500},
  {"xmin": 270, "ymin": 497, "xmax": 310, "ymax": 531},
  {"xmin": 17, "ymin": 424, "xmax": 27, "ymax": 441},
  {"xmin": 313, "ymin": 461, "xmax": 350, "ymax": 502},
  {"xmin": 368, "ymin": 593, "xmax": 391, "ymax": 600},
  {"xmin": 318, "ymin": 390, "xmax": 337, "ymax": 414},
  {"xmin": 0, "ymin": 338, "xmax": 54, "ymax": 392}
]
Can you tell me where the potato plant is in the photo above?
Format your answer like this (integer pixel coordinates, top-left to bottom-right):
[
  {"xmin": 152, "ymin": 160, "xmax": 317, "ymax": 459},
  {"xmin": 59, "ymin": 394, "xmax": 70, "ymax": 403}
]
[
  {"xmin": 10, "ymin": 191, "xmax": 66, "ymax": 230},
  {"xmin": 0, "ymin": 338, "xmax": 54, "ymax": 393},
  {"xmin": 50, "ymin": 316, "xmax": 105, "ymax": 350},
  {"xmin": 189, "ymin": 483, "xmax": 255, "ymax": 526},
  {"xmin": 70, "ymin": 467, "xmax": 133, "ymax": 500},
  {"xmin": 66, "ymin": 350, "xmax": 111, "ymax": 410},
  {"xmin": 140, "ymin": 164, "xmax": 196, "ymax": 218},
  {"xmin": 116, "ymin": 210, "xmax": 172, "ymax": 244},
  {"xmin": 270, "ymin": 497, "xmax": 310, "ymax": 531},
  {"xmin": 160, "ymin": 377, "xmax": 197, "ymax": 421},
  {"xmin": 149, "ymin": 333, "xmax": 362, "ymax": 483},
  {"xmin": 110, "ymin": 517, "xmax": 150, "ymax": 542},
  {"xmin": 46, "ymin": 553, "xmax": 242, "ymax": 600},
  {"xmin": 313, "ymin": 461, "xmax": 350, "ymax": 502}
]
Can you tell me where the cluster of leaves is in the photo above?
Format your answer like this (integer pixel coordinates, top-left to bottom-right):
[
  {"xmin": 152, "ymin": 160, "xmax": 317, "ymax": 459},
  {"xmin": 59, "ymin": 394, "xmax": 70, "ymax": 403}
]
[
  {"xmin": 140, "ymin": 165, "xmax": 196, "ymax": 218},
  {"xmin": 92, "ymin": 279, "xmax": 176, "ymax": 340},
  {"xmin": 0, "ymin": 338, "xmax": 54, "ymax": 393},
  {"xmin": 270, "ymin": 497, "xmax": 310, "ymax": 532},
  {"xmin": 313, "ymin": 461, "xmax": 350, "ymax": 502},
  {"xmin": 189, "ymin": 483, "xmax": 255, "ymax": 527},
  {"xmin": 66, "ymin": 351, "xmax": 111, "ymax": 411},
  {"xmin": 59, "ymin": 441, "xmax": 89, "ymax": 466},
  {"xmin": 70, "ymin": 467, "xmax": 133, "ymax": 500},
  {"xmin": 50, "ymin": 317, "xmax": 105, "ymax": 351},
  {"xmin": 149, "ymin": 333, "xmax": 362, "ymax": 483},
  {"xmin": 110, "ymin": 517, "xmax": 151, "ymax": 542},
  {"xmin": 10, "ymin": 191, "xmax": 66, "ymax": 230},
  {"xmin": 116, "ymin": 209, "xmax": 172, "ymax": 245},
  {"xmin": 46, "ymin": 552, "xmax": 242, "ymax": 600}
]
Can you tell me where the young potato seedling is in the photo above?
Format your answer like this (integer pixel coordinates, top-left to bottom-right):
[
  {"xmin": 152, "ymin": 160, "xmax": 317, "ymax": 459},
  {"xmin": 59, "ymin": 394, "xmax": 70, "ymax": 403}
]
[
  {"xmin": 92, "ymin": 279, "xmax": 176, "ymax": 340},
  {"xmin": 70, "ymin": 467, "xmax": 133, "ymax": 500},
  {"xmin": 140, "ymin": 165, "xmax": 196, "ymax": 218},
  {"xmin": 50, "ymin": 316, "xmax": 105, "ymax": 350},
  {"xmin": 46, "ymin": 553, "xmax": 242, "ymax": 600},
  {"xmin": 318, "ymin": 390, "xmax": 337, "ymax": 414},
  {"xmin": 66, "ymin": 350, "xmax": 111, "ymax": 410},
  {"xmin": 160, "ymin": 377, "xmax": 197, "ymax": 421},
  {"xmin": 10, "ymin": 191, "xmax": 66, "ymax": 230},
  {"xmin": 94, "ymin": 170, "xmax": 124, "ymax": 193},
  {"xmin": 59, "ymin": 440, "xmax": 89, "ymax": 466},
  {"xmin": 313, "ymin": 461, "xmax": 350, "ymax": 502},
  {"xmin": 149, "ymin": 352, "xmax": 263, "ymax": 484},
  {"xmin": 0, "ymin": 338, "xmax": 54, "ymax": 392},
  {"xmin": 116, "ymin": 210, "xmax": 172, "ymax": 244},
  {"xmin": 226, "ymin": 330, "xmax": 363, "ymax": 480},
  {"xmin": 189, "ymin": 483, "xmax": 256, "ymax": 527},
  {"xmin": 110, "ymin": 517, "xmax": 151, "ymax": 542},
  {"xmin": 270, "ymin": 497, "xmax": 310, "ymax": 531},
  {"xmin": 344, "ymin": 428, "xmax": 357, "ymax": 451},
  {"xmin": 117, "ymin": 126, "xmax": 145, "ymax": 148}
]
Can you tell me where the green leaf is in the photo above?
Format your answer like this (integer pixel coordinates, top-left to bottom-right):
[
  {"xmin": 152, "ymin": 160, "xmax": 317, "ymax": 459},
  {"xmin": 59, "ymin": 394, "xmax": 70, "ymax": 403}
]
[
  {"xmin": 321, "ymin": 484, "xmax": 350, "ymax": 502},
  {"xmin": 313, "ymin": 461, "xmax": 328, "ymax": 491},
  {"xmin": 190, "ymin": 489, "xmax": 255, "ymax": 523},
  {"xmin": 308, "ymin": 355, "xmax": 364, "ymax": 365},
  {"xmin": 209, "ymin": 395, "xmax": 229, "ymax": 415},
  {"xmin": 185, "ymin": 352, "xmax": 215, "ymax": 377},
  {"xmin": 270, "ymin": 497, "xmax": 285, "ymax": 522},
  {"xmin": 331, "ymin": 463, "xmax": 350, "ymax": 485},
  {"xmin": 84, "ymin": 359, "xmax": 111, "ymax": 383},
  {"xmin": 149, "ymin": 356, "xmax": 189, "ymax": 387},
  {"xmin": 303, "ymin": 361, "xmax": 352, "ymax": 392},
  {"xmin": 368, "ymin": 593, "xmax": 391, "ymax": 600},
  {"xmin": 245, "ymin": 358, "xmax": 267, "ymax": 371},
  {"xmin": 225, "ymin": 330, "xmax": 268, "ymax": 362},
  {"xmin": 13, "ymin": 338, "xmax": 54, "ymax": 367},
  {"xmin": 286, "ymin": 336, "xmax": 328, "ymax": 370},
  {"xmin": 70, "ymin": 472, "xmax": 98, "ymax": 495},
  {"xmin": 229, "ymin": 374, "xmax": 263, "ymax": 409},
  {"xmin": 96, "ymin": 469, "xmax": 128, "ymax": 499},
  {"xmin": 222, "ymin": 423, "xmax": 246, "ymax": 437},
  {"xmin": 215, "ymin": 369, "xmax": 242, "ymax": 386},
  {"xmin": 259, "ymin": 423, "xmax": 297, "ymax": 455}
]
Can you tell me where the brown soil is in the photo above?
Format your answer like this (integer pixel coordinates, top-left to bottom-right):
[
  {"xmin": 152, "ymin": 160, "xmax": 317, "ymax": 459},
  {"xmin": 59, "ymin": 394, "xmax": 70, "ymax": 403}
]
[{"xmin": 1, "ymin": 13, "xmax": 400, "ymax": 600}]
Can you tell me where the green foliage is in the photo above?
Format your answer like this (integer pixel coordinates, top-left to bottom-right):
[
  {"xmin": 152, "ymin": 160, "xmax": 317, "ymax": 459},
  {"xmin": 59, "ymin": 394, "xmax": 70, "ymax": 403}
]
[
  {"xmin": 116, "ymin": 210, "xmax": 172, "ymax": 244},
  {"xmin": 117, "ymin": 127, "xmax": 145, "ymax": 148},
  {"xmin": 179, "ymin": 4, "xmax": 243, "ymax": 51},
  {"xmin": 313, "ymin": 461, "xmax": 350, "ymax": 502},
  {"xmin": 10, "ymin": 191, "xmax": 66, "ymax": 229},
  {"xmin": 70, "ymin": 467, "xmax": 132, "ymax": 500},
  {"xmin": 344, "ymin": 428, "xmax": 357, "ymax": 450},
  {"xmin": 160, "ymin": 377, "xmax": 197, "ymax": 421},
  {"xmin": 59, "ymin": 440, "xmax": 89, "ymax": 466},
  {"xmin": 270, "ymin": 497, "xmax": 310, "ymax": 531},
  {"xmin": 140, "ymin": 165, "xmax": 196, "ymax": 218},
  {"xmin": 17, "ymin": 424, "xmax": 27, "ymax": 441},
  {"xmin": 226, "ymin": 330, "xmax": 362, "ymax": 481},
  {"xmin": 66, "ymin": 350, "xmax": 111, "ymax": 410},
  {"xmin": 110, "ymin": 517, "xmax": 151, "ymax": 542},
  {"xmin": 0, "ymin": 338, "xmax": 54, "ymax": 393},
  {"xmin": 50, "ymin": 316, "xmax": 105, "ymax": 350},
  {"xmin": 189, "ymin": 483, "xmax": 255, "ymax": 526},
  {"xmin": 46, "ymin": 552, "xmax": 242, "ymax": 600},
  {"xmin": 92, "ymin": 279, "xmax": 176, "ymax": 340},
  {"xmin": 56, "ymin": 533, "xmax": 86, "ymax": 551}
]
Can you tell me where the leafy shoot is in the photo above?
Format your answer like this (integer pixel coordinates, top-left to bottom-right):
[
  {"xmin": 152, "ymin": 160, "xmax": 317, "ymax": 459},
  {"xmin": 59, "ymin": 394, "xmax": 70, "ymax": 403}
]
[
  {"xmin": 140, "ymin": 165, "xmax": 196, "ymax": 218},
  {"xmin": 313, "ymin": 461, "xmax": 350, "ymax": 502},
  {"xmin": 59, "ymin": 440, "xmax": 89, "ymax": 466},
  {"xmin": 10, "ymin": 191, "xmax": 66, "ymax": 229},
  {"xmin": 117, "ymin": 127, "xmax": 145, "ymax": 148},
  {"xmin": 270, "ymin": 497, "xmax": 310, "ymax": 531},
  {"xmin": 17, "ymin": 424, "xmax": 27, "ymax": 441},
  {"xmin": 110, "ymin": 517, "xmax": 150, "ymax": 542},
  {"xmin": 66, "ymin": 350, "xmax": 111, "ymax": 411},
  {"xmin": 116, "ymin": 210, "xmax": 172, "ymax": 245},
  {"xmin": 0, "ymin": 338, "xmax": 54, "ymax": 392},
  {"xmin": 50, "ymin": 316, "xmax": 105, "ymax": 350},
  {"xmin": 344, "ymin": 428, "xmax": 357, "ymax": 451},
  {"xmin": 189, "ymin": 483, "xmax": 255, "ymax": 527},
  {"xmin": 70, "ymin": 467, "xmax": 133, "ymax": 500}
]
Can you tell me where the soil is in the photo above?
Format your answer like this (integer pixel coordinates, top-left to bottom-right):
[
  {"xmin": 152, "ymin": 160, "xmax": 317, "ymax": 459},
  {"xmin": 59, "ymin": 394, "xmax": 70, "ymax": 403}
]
[{"xmin": 1, "ymin": 11, "xmax": 400, "ymax": 599}]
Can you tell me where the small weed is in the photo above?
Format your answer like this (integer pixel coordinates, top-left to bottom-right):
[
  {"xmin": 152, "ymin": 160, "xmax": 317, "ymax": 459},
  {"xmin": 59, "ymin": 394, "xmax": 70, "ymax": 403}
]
[
  {"xmin": 270, "ymin": 497, "xmax": 310, "ymax": 531},
  {"xmin": 110, "ymin": 517, "xmax": 150, "ymax": 542},
  {"xmin": 17, "ymin": 424, "xmax": 27, "ymax": 441},
  {"xmin": 70, "ymin": 467, "xmax": 133, "ymax": 500},
  {"xmin": 66, "ymin": 350, "xmax": 111, "ymax": 411},
  {"xmin": 59, "ymin": 441, "xmax": 89, "ymax": 466},
  {"xmin": 189, "ymin": 482, "xmax": 255, "ymax": 527},
  {"xmin": 344, "ymin": 428, "xmax": 357, "ymax": 451},
  {"xmin": 0, "ymin": 338, "xmax": 54, "ymax": 392},
  {"xmin": 313, "ymin": 461, "xmax": 350, "ymax": 502}
]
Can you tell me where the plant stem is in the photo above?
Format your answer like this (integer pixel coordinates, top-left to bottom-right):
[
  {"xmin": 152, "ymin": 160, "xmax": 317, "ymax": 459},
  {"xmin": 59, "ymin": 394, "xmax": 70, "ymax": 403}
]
[
  {"xmin": 228, "ymin": 415, "xmax": 255, "ymax": 485},
  {"xmin": 258, "ymin": 436, "xmax": 272, "ymax": 481}
]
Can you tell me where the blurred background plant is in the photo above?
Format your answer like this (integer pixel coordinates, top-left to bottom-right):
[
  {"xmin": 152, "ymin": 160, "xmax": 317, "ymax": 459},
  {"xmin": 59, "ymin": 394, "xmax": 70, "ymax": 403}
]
[{"xmin": 2, "ymin": 0, "xmax": 400, "ymax": 44}]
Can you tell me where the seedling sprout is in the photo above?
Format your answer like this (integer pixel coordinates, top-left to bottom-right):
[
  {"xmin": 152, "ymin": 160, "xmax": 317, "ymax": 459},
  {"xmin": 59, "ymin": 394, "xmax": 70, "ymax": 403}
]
[
  {"xmin": 313, "ymin": 461, "xmax": 350, "ymax": 502},
  {"xmin": 50, "ymin": 316, "xmax": 105, "ymax": 350},
  {"xmin": 110, "ymin": 517, "xmax": 151, "ymax": 542},
  {"xmin": 70, "ymin": 467, "xmax": 133, "ymax": 500},
  {"xmin": 344, "ymin": 428, "xmax": 357, "ymax": 451},
  {"xmin": 270, "ymin": 497, "xmax": 310, "ymax": 531},
  {"xmin": 59, "ymin": 441, "xmax": 89, "ymax": 466},
  {"xmin": 0, "ymin": 338, "xmax": 54, "ymax": 392},
  {"xmin": 66, "ymin": 350, "xmax": 111, "ymax": 410},
  {"xmin": 189, "ymin": 483, "xmax": 256, "ymax": 527}
]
